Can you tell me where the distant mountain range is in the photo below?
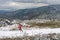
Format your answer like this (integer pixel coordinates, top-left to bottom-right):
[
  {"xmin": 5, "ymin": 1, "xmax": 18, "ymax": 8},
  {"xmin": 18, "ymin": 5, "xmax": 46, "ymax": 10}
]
[{"xmin": 0, "ymin": 5, "xmax": 60, "ymax": 20}]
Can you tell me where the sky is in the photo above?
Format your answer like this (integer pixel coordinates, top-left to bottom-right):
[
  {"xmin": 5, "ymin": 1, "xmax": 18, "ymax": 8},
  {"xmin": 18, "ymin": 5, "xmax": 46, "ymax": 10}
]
[{"xmin": 0, "ymin": 0, "xmax": 60, "ymax": 11}]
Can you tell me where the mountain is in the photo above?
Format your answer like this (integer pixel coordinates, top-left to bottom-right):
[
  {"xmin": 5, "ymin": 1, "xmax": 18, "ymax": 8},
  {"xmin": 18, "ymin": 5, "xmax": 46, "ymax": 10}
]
[{"xmin": 0, "ymin": 5, "xmax": 60, "ymax": 20}]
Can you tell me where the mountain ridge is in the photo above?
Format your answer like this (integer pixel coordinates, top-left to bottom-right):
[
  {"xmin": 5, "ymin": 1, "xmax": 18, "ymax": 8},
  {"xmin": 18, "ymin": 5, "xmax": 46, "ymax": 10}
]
[{"xmin": 0, "ymin": 5, "xmax": 60, "ymax": 20}]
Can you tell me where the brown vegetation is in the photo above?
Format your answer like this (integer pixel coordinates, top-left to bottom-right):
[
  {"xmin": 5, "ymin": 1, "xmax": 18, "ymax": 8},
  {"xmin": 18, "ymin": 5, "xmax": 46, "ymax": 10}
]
[{"xmin": 29, "ymin": 21, "xmax": 60, "ymax": 28}]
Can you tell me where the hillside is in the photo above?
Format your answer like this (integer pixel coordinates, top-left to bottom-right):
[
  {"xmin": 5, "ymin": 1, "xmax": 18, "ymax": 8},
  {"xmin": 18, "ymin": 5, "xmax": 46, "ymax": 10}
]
[{"xmin": 0, "ymin": 5, "xmax": 60, "ymax": 20}]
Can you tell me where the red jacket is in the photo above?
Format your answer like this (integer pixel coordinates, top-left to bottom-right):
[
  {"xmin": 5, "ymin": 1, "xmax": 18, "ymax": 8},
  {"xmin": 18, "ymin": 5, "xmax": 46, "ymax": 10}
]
[{"xmin": 18, "ymin": 25, "xmax": 23, "ymax": 30}]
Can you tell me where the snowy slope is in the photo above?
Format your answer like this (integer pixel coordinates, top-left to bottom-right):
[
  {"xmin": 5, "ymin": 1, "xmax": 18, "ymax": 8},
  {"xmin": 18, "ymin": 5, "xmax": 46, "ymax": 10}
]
[
  {"xmin": 0, "ymin": 24, "xmax": 18, "ymax": 31},
  {"xmin": 0, "ymin": 28, "xmax": 60, "ymax": 39}
]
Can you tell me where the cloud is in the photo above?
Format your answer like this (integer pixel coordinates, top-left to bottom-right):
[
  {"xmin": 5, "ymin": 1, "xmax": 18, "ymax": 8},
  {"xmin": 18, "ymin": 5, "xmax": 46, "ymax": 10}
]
[
  {"xmin": 9, "ymin": 2, "xmax": 48, "ymax": 9},
  {"xmin": 0, "ymin": 0, "xmax": 60, "ymax": 10},
  {"xmin": 12, "ymin": 0, "xmax": 60, "ymax": 4},
  {"xmin": 0, "ymin": 1, "xmax": 48, "ymax": 10},
  {"xmin": 47, "ymin": 0, "xmax": 60, "ymax": 4},
  {"xmin": 0, "ymin": 0, "xmax": 60, "ymax": 3}
]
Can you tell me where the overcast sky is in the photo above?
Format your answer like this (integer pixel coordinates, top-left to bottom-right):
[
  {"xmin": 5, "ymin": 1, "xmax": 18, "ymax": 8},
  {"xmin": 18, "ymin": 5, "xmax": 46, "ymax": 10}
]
[{"xmin": 0, "ymin": 0, "xmax": 60, "ymax": 10}]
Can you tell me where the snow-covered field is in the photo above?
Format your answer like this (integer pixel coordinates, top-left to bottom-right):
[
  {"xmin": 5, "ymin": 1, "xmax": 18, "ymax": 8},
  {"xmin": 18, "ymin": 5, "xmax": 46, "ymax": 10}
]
[
  {"xmin": 0, "ymin": 28, "xmax": 60, "ymax": 39},
  {"xmin": 0, "ymin": 24, "xmax": 18, "ymax": 31},
  {"xmin": 0, "ymin": 21, "xmax": 60, "ymax": 39}
]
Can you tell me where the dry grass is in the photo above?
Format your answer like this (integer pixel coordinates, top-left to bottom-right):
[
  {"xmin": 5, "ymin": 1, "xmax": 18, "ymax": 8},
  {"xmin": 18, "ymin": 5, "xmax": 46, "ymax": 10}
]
[
  {"xmin": 29, "ymin": 21, "xmax": 60, "ymax": 28},
  {"xmin": 0, "ymin": 36, "xmax": 35, "ymax": 40}
]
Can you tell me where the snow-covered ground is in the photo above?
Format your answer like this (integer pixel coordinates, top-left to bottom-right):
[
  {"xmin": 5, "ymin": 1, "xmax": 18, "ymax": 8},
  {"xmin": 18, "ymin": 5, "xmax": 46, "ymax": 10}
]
[
  {"xmin": 0, "ymin": 28, "xmax": 60, "ymax": 39},
  {"xmin": 0, "ymin": 24, "xmax": 18, "ymax": 31},
  {"xmin": 0, "ymin": 21, "xmax": 60, "ymax": 39}
]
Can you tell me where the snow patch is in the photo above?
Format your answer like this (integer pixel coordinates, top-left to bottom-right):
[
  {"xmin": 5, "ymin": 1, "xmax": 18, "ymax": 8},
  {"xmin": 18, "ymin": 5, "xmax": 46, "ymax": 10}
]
[{"xmin": 0, "ymin": 28, "xmax": 60, "ymax": 38}]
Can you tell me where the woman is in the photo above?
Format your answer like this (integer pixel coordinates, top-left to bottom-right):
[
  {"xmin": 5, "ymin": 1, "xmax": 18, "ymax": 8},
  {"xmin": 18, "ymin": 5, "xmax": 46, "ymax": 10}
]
[{"xmin": 18, "ymin": 24, "xmax": 23, "ymax": 31}]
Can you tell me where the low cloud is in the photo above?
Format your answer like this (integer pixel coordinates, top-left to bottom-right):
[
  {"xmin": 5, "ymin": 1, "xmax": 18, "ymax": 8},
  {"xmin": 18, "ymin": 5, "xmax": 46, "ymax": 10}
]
[
  {"xmin": 0, "ymin": 0, "xmax": 60, "ymax": 10},
  {"xmin": 0, "ymin": 2, "xmax": 48, "ymax": 10}
]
